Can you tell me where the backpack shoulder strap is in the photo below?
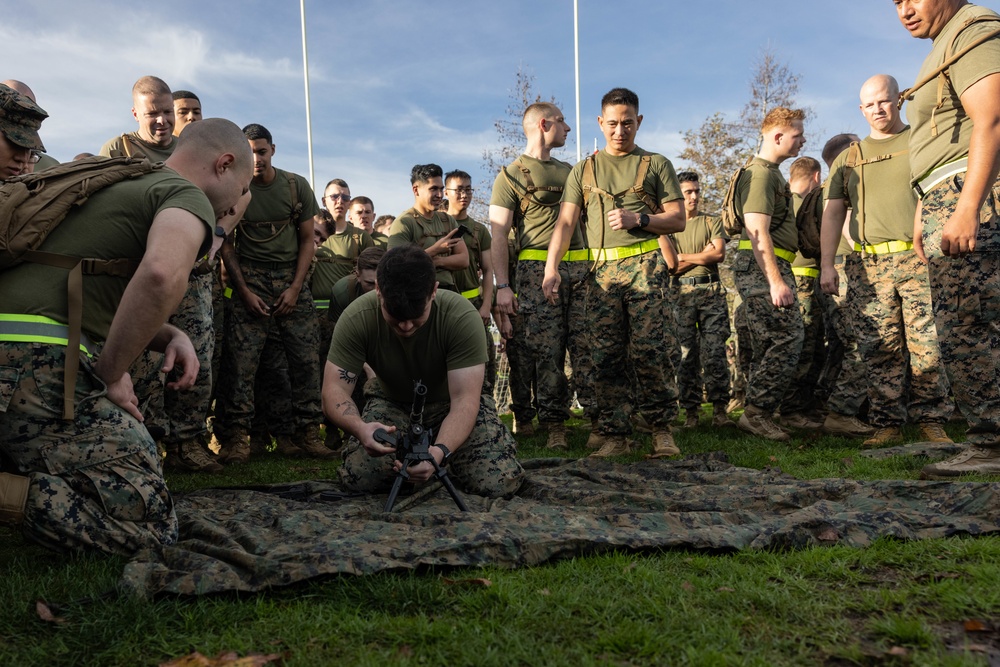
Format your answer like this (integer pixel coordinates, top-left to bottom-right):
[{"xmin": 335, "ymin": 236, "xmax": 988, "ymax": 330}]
[
  {"xmin": 287, "ymin": 172, "xmax": 303, "ymax": 225},
  {"xmin": 630, "ymin": 154, "xmax": 662, "ymax": 214}
]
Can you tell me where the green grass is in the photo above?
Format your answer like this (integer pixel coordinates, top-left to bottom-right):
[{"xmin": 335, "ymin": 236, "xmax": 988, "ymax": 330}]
[{"xmin": 2, "ymin": 412, "xmax": 999, "ymax": 666}]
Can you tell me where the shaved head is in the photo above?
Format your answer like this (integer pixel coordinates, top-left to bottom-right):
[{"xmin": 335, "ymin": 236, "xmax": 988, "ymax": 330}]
[
  {"xmin": 132, "ymin": 75, "xmax": 171, "ymax": 101},
  {"xmin": 1, "ymin": 80, "xmax": 35, "ymax": 101},
  {"xmin": 175, "ymin": 117, "xmax": 252, "ymax": 173},
  {"xmin": 522, "ymin": 102, "xmax": 560, "ymax": 134},
  {"xmin": 860, "ymin": 74, "xmax": 899, "ymax": 102}
]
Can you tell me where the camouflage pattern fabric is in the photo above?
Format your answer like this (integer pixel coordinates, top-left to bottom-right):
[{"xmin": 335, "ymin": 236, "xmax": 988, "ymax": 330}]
[
  {"xmin": 120, "ymin": 453, "xmax": 1000, "ymax": 597},
  {"xmin": 921, "ymin": 175, "xmax": 1000, "ymax": 449},
  {"xmin": 504, "ymin": 313, "xmax": 536, "ymax": 422},
  {"xmin": 781, "ymin": 275, "xmax": 825, "ymax": 415},
  {"xmin": 672, "ymin": 282, "xmax": 730, "ymax": 409},
  {"xmin": 164, "ymin": 272, "xmax": 215, "ymax": 445},
  {"xmin": 822, "ymin": 261, "xmax": 869, "ymax": 416},
  {"xmin": 251, "ymin": 336, "xmax": 294, "ymax": 438},
  {"xmin": 517, "ymin": 260, "xmax": 589, "ymax": 424},
  {"xmin": 0, "ymin": 343, "xmax": 177, "ymax": 555},
  {"xmin": 719, "ymin": 239, "xmax": 745, "ymax": 398},
  {"xmin": 218, "ymin": 264, "xmax": 321, "ymax": 434},
  {"xmin": 339, "ymin": 381, "xmax": 524, "ymax": 497},
  {"xmin": 128, "ymin": 350, "xmax": 166, "ymax": 438},
  {"xmin": 732, "ymin": 252, "xmax": 804, "ymax": 413},
  {"xmin": 845, "ymin": 250, "xmax": 951, "ymax": 428},
  {"xmin": 208, "ymin": 266, "xmax": 228, "ymax": 439},
  {"xmin": 585, "ymin": 252, "xmax": 677, "ymax": 434},
  {"xmin": 467, "ymin": 295, "xmax": 497, "ymax": 395}
]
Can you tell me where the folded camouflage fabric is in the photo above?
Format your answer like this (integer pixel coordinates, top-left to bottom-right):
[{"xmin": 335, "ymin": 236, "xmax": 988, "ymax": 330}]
[{"xmin": 121, "ymin": 454, "xmax": 1000, "ymax": 597}]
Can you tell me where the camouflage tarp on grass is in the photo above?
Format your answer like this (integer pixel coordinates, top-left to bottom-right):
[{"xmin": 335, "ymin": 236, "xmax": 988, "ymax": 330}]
[{"xmin": 121, "ymin": 454, "xmax": 1000, "ymax": 597}]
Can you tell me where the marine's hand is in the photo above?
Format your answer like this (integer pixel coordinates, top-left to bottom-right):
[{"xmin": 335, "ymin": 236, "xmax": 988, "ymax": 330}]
[
  {"xmin": 359, "ymin": 422, "xmax": 397, "ymax": 457},
  {"xmin": 478, "ymin": 301, "xmax": 492, "ymax": 326},
  {"xmin": 541, "ymin": 270, "xmax": 561, "ymax": 305},
  {"xmin": 494, "ymin": 309, "xmax": 513, "ymax": 340},
  {"xmin": 241, "ymin": 290, "xmax": 270, "ymax": 317},
  {"xmin": 941, "ymin": 209, "xmax": 979, "ymax": 257},
  {"xmin": 608, "ymin": 208, "xmax": 637, "ymax": 231},
  {"xmin": 427, "ymin": 228, "xmax": 461, "ymax": 257},
  {"xmin": 162, "ymin": 330, "xmax": 199, "ymax": 390},
  {"xmin": 395, "ymin": 459, "xmax": 436, "ymax": 483},
  {"xmin": 495, "ymin": 285, "xmax": 518, "ymax": 316},
  {"xmin": 819, "ymin": 264, "xmax": 839, "ymax": 296},
  {"xmin": 770, "ymin": 281, "xmax": 795, "ymax": 309},
  {"xmin": 105, "ymin": 372, "xmax": 143, "ymax": 422},
  {"xmin": 272, "ymin": 286, "xmax": 301, "ymax": 316}
]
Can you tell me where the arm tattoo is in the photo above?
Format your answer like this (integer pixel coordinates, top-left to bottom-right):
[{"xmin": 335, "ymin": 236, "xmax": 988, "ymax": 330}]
[
  {"xmin": 335, "ymin": 400, "xmax": 359, "ymax": 418},
  {"xmin": 339, "ymin": 369, "xmax": 358, "ymax": 385}
]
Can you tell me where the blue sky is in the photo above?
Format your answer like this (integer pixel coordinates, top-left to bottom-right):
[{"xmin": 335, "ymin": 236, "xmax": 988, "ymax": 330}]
[{"xmin": 4, "ymin": 0, "xmax": 945, "ymax": 217}]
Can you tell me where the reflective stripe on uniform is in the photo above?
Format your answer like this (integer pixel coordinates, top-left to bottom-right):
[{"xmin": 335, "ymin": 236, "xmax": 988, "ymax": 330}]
[
  {"xmin": 518, "ymin": 248, "xmax": 591, "ymax": 262},
  {"xmin": 853, "ymin": 241, "xmax": 914, "ymax": 255},
  {"xmin": 314, "ymin": 299, "xmax": 330, "ymax": 310},
  {"xmin": 461, "ymin": 286, "xmax": 483, "ymax": 300},
  {"xmin": 792, "ymin": 267, "xmax": 820, "ymax": 278},
  {"xmin": 914, "ymin": 157, "xmax": 968, "ymax": 199},
  {"xmin": 0, "ymin": 314, "xmax": 96, "ymax": 356},
  {"xmin": 737, "ymin": 239, "xmax": 796, "ymax": 263},
  {"xmin": 589, "ymin": 238, "xmax": 660, "ymax": 261}
]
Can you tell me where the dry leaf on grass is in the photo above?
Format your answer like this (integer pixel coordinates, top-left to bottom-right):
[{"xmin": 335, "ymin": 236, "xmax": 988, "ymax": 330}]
[
  {"xmin": 716, "ymin": 587, "xmax": 735, "ymax": 593},
  {"xmin": 35, "ymin": 600, "xmax": 66, "ymax": 624},
  {"xmin": 538, "ymin": 588, "xmax": 551, "ymax": 596},
  {"xmin": 886, "ymin": 646, "xmax": 909, "ymax": 657},
  {"xmin": 441, "ymin": 577, "xmax": 492, "ymax": 587},
  {"xmin": 158, "ymin": 651, "xmax": 283, "ymax": 667},
  {"xmin": 963, "ymin": 619, "xmax": 988, "ymax": 632}
]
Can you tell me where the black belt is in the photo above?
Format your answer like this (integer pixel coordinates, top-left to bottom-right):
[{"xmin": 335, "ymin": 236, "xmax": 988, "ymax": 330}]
[
  {"xmin": 673, "ymin": 275, "xmax": 719, "ymax": 286},
  {"xmin": 238, "ymin": 258, "xmax": 297, "ymax": 270}
]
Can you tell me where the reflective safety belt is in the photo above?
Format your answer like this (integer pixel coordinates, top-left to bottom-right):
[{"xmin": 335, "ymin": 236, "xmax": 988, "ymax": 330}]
[
  {"xmin": 792, "ymin": 267, "xmax": 820, "ymax": 278},
  {"xmin": 588, "ymin": 238, "xmax": 660, "ymax": 262},
  {"xmin": 737, "ymin": 239, "xmax": 796, "ymax": 264},
  {"xmin": 0, "ymin": 314, "xmax": 96, "ymax": 355},
  {"xmin": 914, "ymin": 158, "xmax": 969, "ymax": 199},
  {"xmin": 461, "ymin": 286, "xmax": 483, "ymax": 300},
  {"xmin": 852, "ymin": 241, "xmax": 914, "ymax": 255},
  {"xmin": 517, "ymin": 248, "xmax": 591, "ymax": 262},
  {"xmin": 314, "ymin": 299, "xmax": 330, "ymax": 310}
]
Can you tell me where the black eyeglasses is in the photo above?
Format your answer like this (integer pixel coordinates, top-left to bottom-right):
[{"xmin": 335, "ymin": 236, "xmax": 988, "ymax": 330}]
[{"xmin": 325, "ymin": 193, "xmax": 351, "ymax": 202}]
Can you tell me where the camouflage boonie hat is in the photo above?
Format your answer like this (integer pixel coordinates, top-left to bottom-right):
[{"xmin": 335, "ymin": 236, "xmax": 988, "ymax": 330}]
[{"xmin": 0, "ymin": 84, "xmax": 48, "ymax": 152}]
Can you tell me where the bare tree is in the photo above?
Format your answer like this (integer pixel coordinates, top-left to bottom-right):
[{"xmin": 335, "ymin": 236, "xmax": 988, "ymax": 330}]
[
  {"xmin": 471, "ymin": 66, "xmax": 561, "ymax": 221},
  {"xmin": 678, "ymin": 46, "xmax": 803, "ymax": 212}
]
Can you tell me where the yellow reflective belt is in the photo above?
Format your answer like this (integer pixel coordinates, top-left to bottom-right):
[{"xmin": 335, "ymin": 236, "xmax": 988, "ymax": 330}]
[
  {"xmin": 0, "ymin": 314, "xmax": 95, "ymax": 357},
  {"xmin": 589, "ymin": 238, "xmax": 660, "ymax": 261},
  {"xmin": 314, "ymin": 299, "xmax": 330, "ymax": 310},
  {"xmin": 518, "ymin": 248, "xmax": 591, "ymax": 262},
  {"xmin": 853, "ymin": 241, "xmax": 914, "ymax": 255},
  {"xmin": 737, "ymin": 239, "xmax": 796, "ymax": 263},
  {"xmin": 792, "ymin": 267, "xmax": 820, "ymax": 278},
  {"xmin": 224, "ymin": 287, "xmax": 233, "ymax": 299},
  {"xmin": 461, "ymin": 286, "xmax": 483, "ymax": 300}
]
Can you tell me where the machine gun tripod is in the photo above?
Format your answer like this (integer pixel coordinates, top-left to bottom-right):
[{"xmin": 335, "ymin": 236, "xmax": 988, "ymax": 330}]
[{"xmin": 373, "ymin": 380, "xmax": 468, "ymax": 513}]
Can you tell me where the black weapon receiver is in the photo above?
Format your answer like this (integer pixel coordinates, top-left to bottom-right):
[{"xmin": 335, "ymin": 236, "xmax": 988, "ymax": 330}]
[{"xmin": 373, "ymin": 380, "xmax": 468, "ymax": 512}]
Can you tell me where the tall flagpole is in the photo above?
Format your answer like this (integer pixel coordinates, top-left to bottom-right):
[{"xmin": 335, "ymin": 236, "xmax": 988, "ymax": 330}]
[
  {"xmin": 300, "ymin": 0, "xmax": 315, "ymax": 191},
  {"xmin": 574, "ymin": 0, "xmax": 581, "ymax": 162}
]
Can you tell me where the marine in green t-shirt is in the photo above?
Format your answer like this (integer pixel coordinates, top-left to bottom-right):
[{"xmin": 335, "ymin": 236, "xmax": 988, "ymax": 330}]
[
  {"xmin": 311, "ymin": 181, "xmax": 374, "ymax": 303},
  {"xmin": 0, "ymin": 117, "xmax": 254, "ymax": 554},
  {"xmin": 542, "ymin": 88, "xmax": 686, "ymax": 458},
  {"xmin": 446, "ymin": 170, "xmax": 494, "ymax": 312},
  {"xmin": 669, "ymin": 171, "xmax": 731, "ymax": 429},
  {"xmin": 325, "ymin": 245, "xmax": 523, "ymax": 498},
  {"xmin": 730, "ymin": 107, "xmax": 808, "ymax": 442},
  {"xmin": 216, "ymin": 123, "xmax": 327, "ymax": 463},
  {"xmin": 388, "ymin": 164, "xmax": 469, "ymax": 290},
  {"xmin": 98, "ymin": 76, "xmax": 177, "ymax": 162}
]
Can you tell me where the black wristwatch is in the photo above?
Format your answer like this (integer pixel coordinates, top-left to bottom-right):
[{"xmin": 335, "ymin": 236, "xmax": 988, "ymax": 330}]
[
  {"xmin": 433, "ymin": 443, "xmax": 452, "ymax": 465},
  {"xmin": 214, "ymin": 224, "xmax": 228, "ymax": 238},
  {"xmin": 637, "ymin": 213, "xmax": 650, "ymax": 229}
]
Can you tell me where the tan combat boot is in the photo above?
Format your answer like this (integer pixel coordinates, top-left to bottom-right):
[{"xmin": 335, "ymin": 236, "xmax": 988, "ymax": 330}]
[
  {"xmin": 174, "ymin": 438, "xmax": 224, "ymax": 473},
  {"xmin": 545, "ymin": 424, "xmax": 568, "ymax": 450},
  {"xmin": 918, "ymin": 422, "xmax": 953, "ymax": 444},
  {"xmin": 221, "ymin": 431, "xmax": 251, "ymax": 464},
  {"xmin": 921, "ymin": 446, "xmax": 1000, "ymax": 479},
  {"xmin": 0, "ymin": 472, "xmax": 29, "ymax": 526},
  {"xmin": 275, "ymin": 434, "xmax": 305, "ymax": 457},
  {"xmin": 296, "ymin": 428, "xmax": 339, "ymax": 460},
  {"xmin": 862, "ymin": 426, "xmax": 902, "ymax": 448},
  {"xmin": 712, "ymin": 402, "xmax": 735, "ymax": 428},
  {"xmin": 737, "ymin": 405, "xmax": 790, "ymax": 441},
  {"xmin": 585, "ymin": 430, "xmax": 606, "ymax": 450},
  {"xmin": 647, "ymin": 429, "xmax": 680, "ymax": 459},
  {"xmin": 823, "ymin": 413, "xmax": 876, "ymax": 438},
  {"xmin": 513, "ymin": 417, "xmax": 535, "ymax": 437},
  {"xmin": 683, "ymin": 409, "xmax": 699, "ymax": 429},
  {"xmin": 778, "ymin": 412, "xmax": 823, "ymax": 430},
  {"xmin": 588, "ymin": 435, "xmax": 630, "ymax": 458}
]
